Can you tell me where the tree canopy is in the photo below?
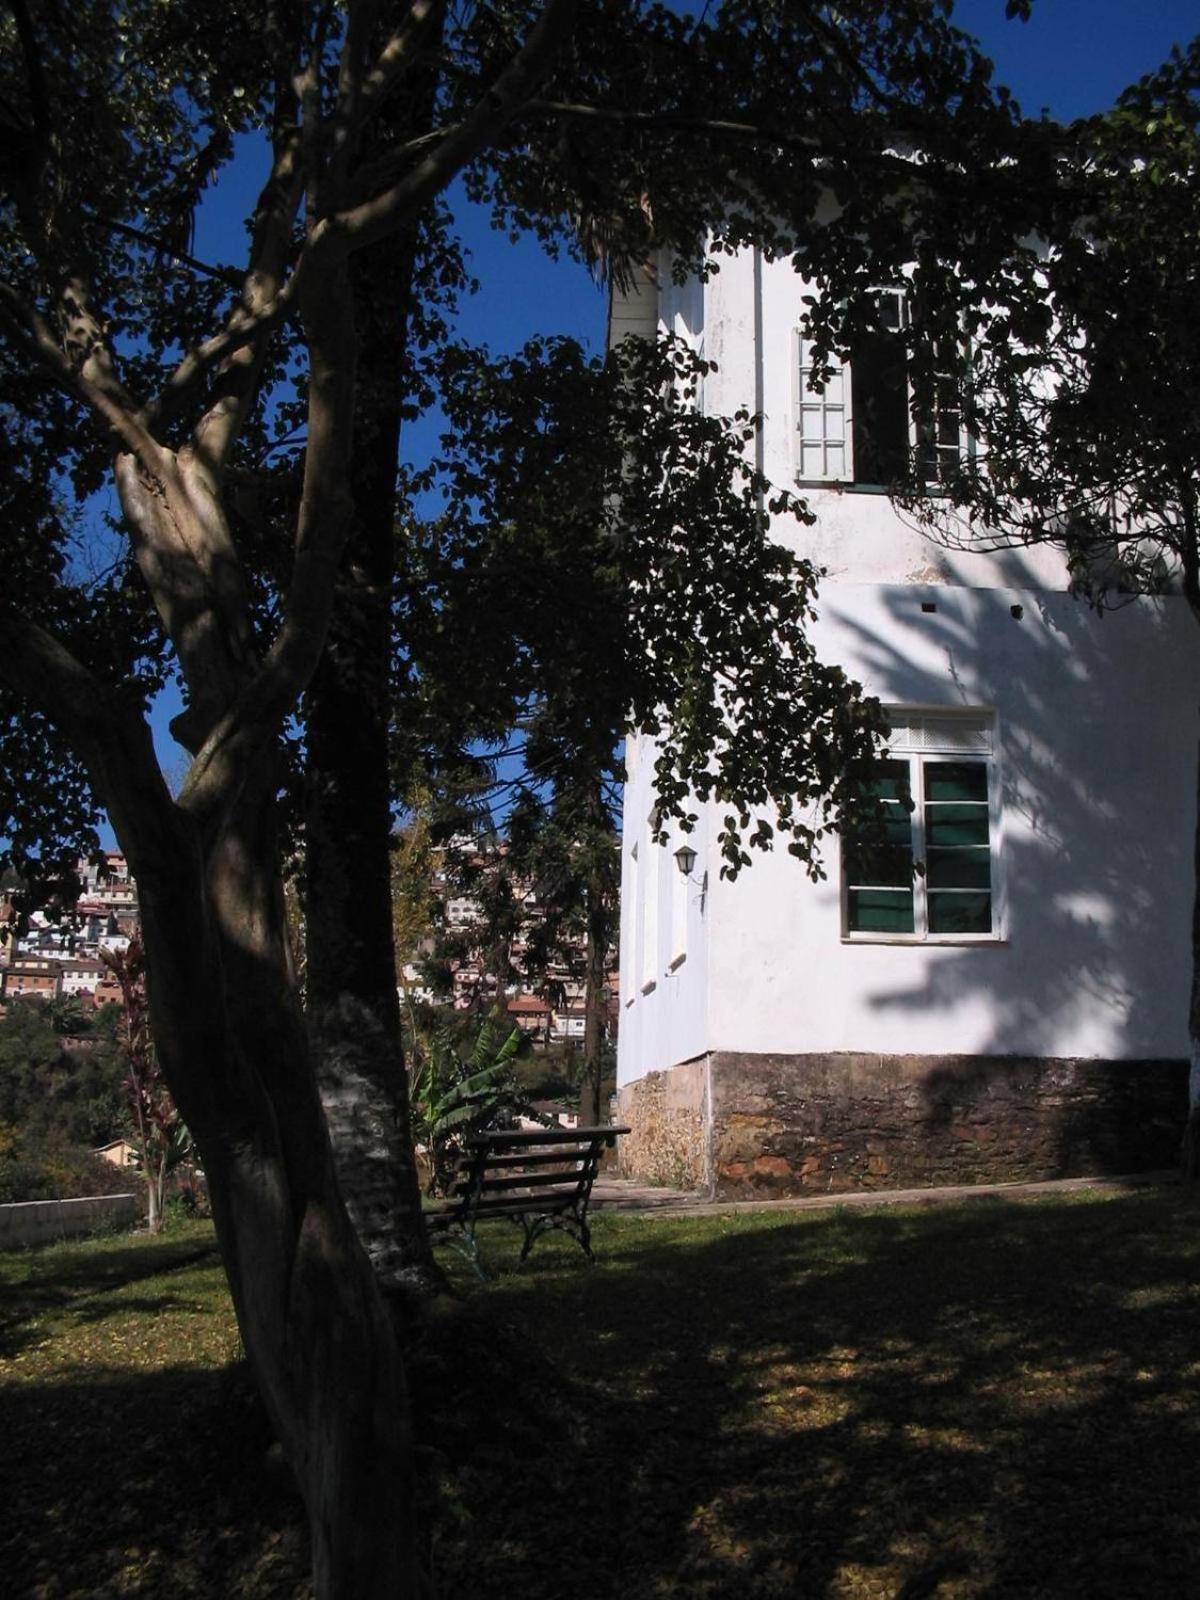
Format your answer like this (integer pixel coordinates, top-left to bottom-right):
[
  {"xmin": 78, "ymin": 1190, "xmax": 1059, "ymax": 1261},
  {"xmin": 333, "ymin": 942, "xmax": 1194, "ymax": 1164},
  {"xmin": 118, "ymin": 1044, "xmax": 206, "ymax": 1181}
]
[{"xmin": 0, "ymin": 0, "xmax": 1108, "ymax": 1592}]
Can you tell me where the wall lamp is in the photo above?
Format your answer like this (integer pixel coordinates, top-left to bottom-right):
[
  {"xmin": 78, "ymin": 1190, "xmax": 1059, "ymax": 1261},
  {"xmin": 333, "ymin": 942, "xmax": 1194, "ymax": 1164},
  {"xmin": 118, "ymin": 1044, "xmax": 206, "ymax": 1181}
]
[
  {"xmin": 673, "ymin": 843, "xmax": 707, "ymax": 913},
  {"xmin": 673, "ymin": 844, "xmax": 697, "ymax": 878}
]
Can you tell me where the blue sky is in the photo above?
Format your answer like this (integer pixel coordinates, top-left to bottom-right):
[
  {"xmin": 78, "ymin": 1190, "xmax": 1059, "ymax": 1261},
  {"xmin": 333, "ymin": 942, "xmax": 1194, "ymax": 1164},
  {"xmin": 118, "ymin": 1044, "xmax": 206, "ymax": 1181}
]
[{"xmin": 108, "ymin": 0, "xmax": 1197, "ymax": 846}]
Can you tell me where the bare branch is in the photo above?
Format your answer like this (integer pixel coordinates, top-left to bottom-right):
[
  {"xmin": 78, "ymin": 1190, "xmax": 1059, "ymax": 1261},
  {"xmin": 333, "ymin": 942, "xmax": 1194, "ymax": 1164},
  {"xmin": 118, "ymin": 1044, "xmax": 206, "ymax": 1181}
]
[{"xmin": 85, "ymin": 212, "xmax": 243, "ymax": 288}]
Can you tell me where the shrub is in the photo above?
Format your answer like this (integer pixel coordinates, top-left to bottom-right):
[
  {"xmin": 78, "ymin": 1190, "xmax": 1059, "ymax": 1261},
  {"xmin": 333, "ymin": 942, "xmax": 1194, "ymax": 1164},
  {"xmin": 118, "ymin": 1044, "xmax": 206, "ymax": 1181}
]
[{"xmin": 0, "ymin": 1130, "xmax": 140, "ymax": 1205}]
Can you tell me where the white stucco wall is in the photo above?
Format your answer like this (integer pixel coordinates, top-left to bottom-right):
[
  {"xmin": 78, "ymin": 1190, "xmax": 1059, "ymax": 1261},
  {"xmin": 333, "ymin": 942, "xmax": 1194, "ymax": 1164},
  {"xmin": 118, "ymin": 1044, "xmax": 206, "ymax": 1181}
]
[
  {"xmin": 615, "ymin": 247, "xmax": 1199, "ymax": 1086},
  {"xmin": 618, "ymin": 731, "xmax": 712, "ymax": 1081},
  {"xmin": 620, "ymin": 585, "xmax": 1198, "ymax": 1079},
  {"xmin": 706, "ymin": 585, "xmax": 1197, "ymax": 1065}
]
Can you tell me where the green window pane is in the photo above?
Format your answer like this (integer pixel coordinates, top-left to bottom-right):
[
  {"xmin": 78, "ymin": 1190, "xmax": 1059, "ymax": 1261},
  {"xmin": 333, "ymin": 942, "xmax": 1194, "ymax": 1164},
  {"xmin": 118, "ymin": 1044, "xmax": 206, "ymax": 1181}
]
[
  {"xmin": 925, "ymin": 762, "xmax": 988, "ymax": 803},
  {"xmin": 867, "ymin": 760, "xmax": 913, "ymax": 805},
  {"xmin": 925, "ymin": 807, "xmax": 990, "ymax": 847},
  {"xmin": 882, "ymin": 807, "xmax": 915, "ymax": 845},
  {"xmin": 849, "ymin": 889, "xmax": 915, "ymax": 934},
  {"xmin": 846, "ymin": 844, "xmax": 913, "ymax": 888},
  {"xmin": 926, "ymin": 847, "xmax": 992, "ymax": 889},
  {"xmin": 928, "ymin": 892, "xmax": 992, "ymax": 934}
]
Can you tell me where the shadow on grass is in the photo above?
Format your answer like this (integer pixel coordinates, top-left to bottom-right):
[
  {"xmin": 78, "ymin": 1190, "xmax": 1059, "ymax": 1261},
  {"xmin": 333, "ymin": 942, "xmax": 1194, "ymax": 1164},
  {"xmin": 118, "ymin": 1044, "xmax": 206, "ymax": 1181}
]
[
  {"xmin": 0, "ymin": 1361, "xmax": 310, "ymax": 1599},
  {"xmin": 429, "ymin": 1186, "xmax": 1200, "ymax": 1600},
  {"xmin": 6, "ymin": 1194, "xmax": 1199, "ymax": 1598}
]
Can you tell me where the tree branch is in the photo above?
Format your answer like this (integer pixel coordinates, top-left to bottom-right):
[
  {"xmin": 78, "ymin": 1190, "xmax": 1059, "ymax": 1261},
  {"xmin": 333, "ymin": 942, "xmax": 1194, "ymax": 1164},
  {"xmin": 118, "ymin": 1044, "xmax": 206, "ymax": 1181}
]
[
  {"xmin": 0, "ymin": 279, "xmax": 164, "ymax": 469},
  {"xmin": 187, "ymin": 58, "xmax": 307, "ymax": 476},
  {"xmin": 0, "ymin": 610, "xmax": 176, "ymax": 860},
  {"xmin": 6, "ymin": 0, "xmax": 52, "ymax": 158},
  {"xmin": 334, "ymin": 0, "xmax": 577, "ymax": 248},
  {"xmin": 349, "ymin": 0, "xmax": 446, "ymax": 137},
  {"xmin": 85, "ymin": 212, "xmax": 243, "ymax": 288},
  {"xmin": 344, "ymin": 121, "xmax": 462, "ymax": 208}
]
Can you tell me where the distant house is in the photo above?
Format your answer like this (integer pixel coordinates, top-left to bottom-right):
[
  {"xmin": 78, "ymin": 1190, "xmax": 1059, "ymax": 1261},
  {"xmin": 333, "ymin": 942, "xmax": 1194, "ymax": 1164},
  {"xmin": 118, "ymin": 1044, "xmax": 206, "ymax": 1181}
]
[
  {"xmin": 92, "ymin": 973, "xmax": 124, "ymax": 1009},
  {"xmin": 551, "ymin": 1005, "xmax": 588, "ymax": 1044},
  {"xmin": 94, "ymin": 1138, "xmax": 138, "ymax": 1168},
  {"xmin": 59, "ymin": 958, "xmax": 107, "ymax": 997},
  {"xmin": 506, "ymin": 994, "xmax": 552, "ymax": 1038},
  {"xmin": 0, "ymin": 957, "xmax": 61, "ymax": 1004}
]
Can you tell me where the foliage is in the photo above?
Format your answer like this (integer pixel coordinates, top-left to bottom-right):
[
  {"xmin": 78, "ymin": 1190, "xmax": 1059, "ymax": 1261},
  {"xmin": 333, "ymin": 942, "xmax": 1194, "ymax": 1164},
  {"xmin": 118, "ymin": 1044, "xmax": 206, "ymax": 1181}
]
[
  {"xmin": 0, "ymin": 1002, "xmax": 126, "ymax": 1149},
  {"xmin": 0, "ymin": 0, "xmax": 1142, "ymax": 1585},
  {"xmin": 886, "ymin": 40, "xmax": 1200, "ymax": 614},
  {"xmin": 413, "ymin": 332, "xmax": 891, "ymax": 876},
  {"xmin": 0, "ymin": 1124, "xmax": 136, "ymax": 1203},
  {"xmin": 100, "ymin": 932, "xmax": 190, "ymax": 1233},
  {"xmin": 409, "ymin": 1016, "xmax": 527, "ymax": 1194}
]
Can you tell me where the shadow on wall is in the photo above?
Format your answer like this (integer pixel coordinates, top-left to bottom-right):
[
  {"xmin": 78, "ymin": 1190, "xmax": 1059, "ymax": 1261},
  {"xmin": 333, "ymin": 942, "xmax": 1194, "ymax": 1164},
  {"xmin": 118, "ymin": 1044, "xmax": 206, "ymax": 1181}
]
[
  {"xmin": 831, "ymin": 573, "xmax": 1197, "ymax": 1061},
  {"xmin": 823, "ymin": 570, "xmax": 1196, "ymax": 1169}
]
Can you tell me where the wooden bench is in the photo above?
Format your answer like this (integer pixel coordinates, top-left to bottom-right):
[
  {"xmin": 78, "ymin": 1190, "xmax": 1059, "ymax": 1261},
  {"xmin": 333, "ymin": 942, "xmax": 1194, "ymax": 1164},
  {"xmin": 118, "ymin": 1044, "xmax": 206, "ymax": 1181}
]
[{"xmin": 427, "ymin": 1124, "xmax": 629, "ymax": 1278}]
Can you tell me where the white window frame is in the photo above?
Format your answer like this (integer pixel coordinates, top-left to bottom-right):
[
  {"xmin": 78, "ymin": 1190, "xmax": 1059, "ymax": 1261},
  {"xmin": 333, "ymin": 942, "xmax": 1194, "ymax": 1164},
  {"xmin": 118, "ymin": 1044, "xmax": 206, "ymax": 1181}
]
[
  {"xmin": 624, "ymin": 841, "xmax": 639, "ymax": 1006},
  {"xmin": 667, "ymin": 826, "xmax": 689, "ymax": 972},
  {"xmin": 794, "ymin": 290, "xmax": 971, "ymax": 490},
  {"xmin": 842, "ymin": 709, "xmax": 1004, "ymax": 944},
  {"xmin": 640, "ymin": 814, "xmax": 660, "ymax": 993}
]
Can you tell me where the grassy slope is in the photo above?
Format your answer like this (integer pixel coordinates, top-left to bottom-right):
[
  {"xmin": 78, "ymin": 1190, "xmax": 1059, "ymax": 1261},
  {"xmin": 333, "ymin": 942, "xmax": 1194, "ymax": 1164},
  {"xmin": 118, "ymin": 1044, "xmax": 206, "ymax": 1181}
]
[{"xmin": 3, "ymin": 1189, "xmax": 1200, "ymax": 1597}]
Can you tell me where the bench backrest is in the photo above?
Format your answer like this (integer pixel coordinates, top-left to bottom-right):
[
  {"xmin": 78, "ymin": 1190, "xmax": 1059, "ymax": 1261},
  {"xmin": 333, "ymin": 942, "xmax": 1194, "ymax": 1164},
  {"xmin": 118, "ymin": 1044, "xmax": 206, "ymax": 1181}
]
[{"xmin": 448, "ymin": 1125, "xmax": 630, "ymax": 1221}]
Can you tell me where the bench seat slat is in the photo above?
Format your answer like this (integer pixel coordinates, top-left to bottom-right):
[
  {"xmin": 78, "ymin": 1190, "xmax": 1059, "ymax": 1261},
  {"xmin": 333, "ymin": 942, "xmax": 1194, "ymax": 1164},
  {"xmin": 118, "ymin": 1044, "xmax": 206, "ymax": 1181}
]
[
  {"xmin": 455, "ymin": 1170, "xmax": 587, "ymax": 1195},
  {"xmin": 455, "ymin": 1149, "xmax": 591, "ymax": 1171},
  {"xmin": 472, "ymin": 1193, "xmax": 579, "ymax": 1215},
  {"xmin": 430, "ymin": 1194, "xmax": 580, "ymax": 1224},
  {"xmin": 466, "ymin": 1124, "xmax": 629, "ymax": 1150}
]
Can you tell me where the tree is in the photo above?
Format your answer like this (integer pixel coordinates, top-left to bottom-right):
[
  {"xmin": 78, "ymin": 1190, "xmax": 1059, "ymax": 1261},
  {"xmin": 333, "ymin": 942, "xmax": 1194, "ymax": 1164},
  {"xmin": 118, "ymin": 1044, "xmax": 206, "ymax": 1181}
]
[
  {"xmin": 0, "ymin": 1, "xmax": 1044, "ymax": 1590},
  {"xmin": 871, "ymin": 38, "xmax": 1200, "ymax": 1167},
  {"xmin": 100, "ymin": 930, "xmax": 187, "ymax": 1232}
]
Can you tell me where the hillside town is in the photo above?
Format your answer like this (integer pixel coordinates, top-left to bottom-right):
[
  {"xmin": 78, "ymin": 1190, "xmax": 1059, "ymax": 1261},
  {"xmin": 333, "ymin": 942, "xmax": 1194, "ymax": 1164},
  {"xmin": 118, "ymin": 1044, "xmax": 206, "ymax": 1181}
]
[{"xmin": 0, "ymin": 849, "xmax": 620, "ymax": 1055}]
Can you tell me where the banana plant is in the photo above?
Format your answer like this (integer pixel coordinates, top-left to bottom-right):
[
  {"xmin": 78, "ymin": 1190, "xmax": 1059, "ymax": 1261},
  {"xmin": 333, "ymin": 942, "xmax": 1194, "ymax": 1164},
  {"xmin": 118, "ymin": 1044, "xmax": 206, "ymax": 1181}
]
[{"xmin": 410, "ymin": 1017, "xmax": 528, "ymax": 1195}]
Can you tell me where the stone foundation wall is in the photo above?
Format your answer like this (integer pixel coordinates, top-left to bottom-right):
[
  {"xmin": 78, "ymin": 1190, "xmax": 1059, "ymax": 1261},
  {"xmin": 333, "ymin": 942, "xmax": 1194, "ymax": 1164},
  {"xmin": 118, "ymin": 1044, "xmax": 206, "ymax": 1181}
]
[
  {"xmin": 617, "ymin": 1052, "xmax": 1188, "ymax": 1196},
  {"xmin": 707, "ymin": 1052, "xmax": 1188, "ymax": 1197},
  {"xmin": 615, "ymin": 1058, "xmax": 709, "ymax": 1190}
]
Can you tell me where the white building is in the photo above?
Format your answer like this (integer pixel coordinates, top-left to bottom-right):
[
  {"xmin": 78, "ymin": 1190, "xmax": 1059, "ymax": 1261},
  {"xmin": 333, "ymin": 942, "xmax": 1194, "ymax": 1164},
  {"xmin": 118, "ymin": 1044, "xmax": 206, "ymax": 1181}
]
[{"xmin": 615, "ymin": 249, "xmax": 1197, "ymax": 1197}]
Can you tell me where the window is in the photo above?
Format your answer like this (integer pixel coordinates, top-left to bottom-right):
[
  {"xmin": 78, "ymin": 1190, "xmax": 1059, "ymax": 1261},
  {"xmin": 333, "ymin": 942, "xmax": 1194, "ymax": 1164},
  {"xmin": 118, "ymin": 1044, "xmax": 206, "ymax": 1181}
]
[
  {"xmin": 640, "ymin": 816, "xmax": 660, "ymax": 992},
  {"xmin": 844, "ymin": 711, "xmax": 1000, "ymax": 941},
  {"xmin": 796, "ymin": 291, "xmax": 968, "ymax": 489}
]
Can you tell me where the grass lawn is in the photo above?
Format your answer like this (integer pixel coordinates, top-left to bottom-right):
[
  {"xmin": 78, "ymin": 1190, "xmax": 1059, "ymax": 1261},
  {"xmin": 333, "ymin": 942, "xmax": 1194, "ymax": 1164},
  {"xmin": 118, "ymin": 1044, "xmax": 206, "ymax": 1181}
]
[{"xmin": 3, "ymin": 1187, "xmax": 1200, "ymax": 1597}]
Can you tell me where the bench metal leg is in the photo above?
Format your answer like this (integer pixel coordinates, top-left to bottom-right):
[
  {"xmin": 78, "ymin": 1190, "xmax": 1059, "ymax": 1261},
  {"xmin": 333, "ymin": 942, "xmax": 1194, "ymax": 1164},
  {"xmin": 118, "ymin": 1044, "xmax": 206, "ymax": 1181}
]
[
  {"xmin": 444, "ymin": 1225, "xmax": 488, "ymax": 1281},
  {"xmin": 515, "ymin": 1207, "xmax": 594, "ymax": 1265}
]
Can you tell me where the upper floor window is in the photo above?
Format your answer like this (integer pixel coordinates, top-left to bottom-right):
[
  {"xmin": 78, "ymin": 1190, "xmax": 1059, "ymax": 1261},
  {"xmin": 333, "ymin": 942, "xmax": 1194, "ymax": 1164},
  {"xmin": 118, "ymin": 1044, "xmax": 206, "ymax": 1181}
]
[
  {"xmin": 843, "ymin": 710, "xmax": 1001, "ymax": 942},
  {"xmin": 797, "ymin": 290, "xmax": 968, "ymax": 490}
]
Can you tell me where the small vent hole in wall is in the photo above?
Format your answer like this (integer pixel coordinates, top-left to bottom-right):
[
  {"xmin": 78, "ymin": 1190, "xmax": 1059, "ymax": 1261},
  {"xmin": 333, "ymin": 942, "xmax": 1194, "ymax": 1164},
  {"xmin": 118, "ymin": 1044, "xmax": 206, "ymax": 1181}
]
[
  {"xmin": 1010, "ymin": 604, "xmax": 1024, "ymax": 620},
  {"xmin": 920, "ymin": 601, "xmax": 937, "ymax": 614}
]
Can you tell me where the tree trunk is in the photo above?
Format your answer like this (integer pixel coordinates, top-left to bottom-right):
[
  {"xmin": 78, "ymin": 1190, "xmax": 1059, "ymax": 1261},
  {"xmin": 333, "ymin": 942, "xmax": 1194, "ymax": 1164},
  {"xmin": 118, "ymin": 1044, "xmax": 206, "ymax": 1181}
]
[
  {"xmin": 303, "ymin": 44, "xmax": 449, "ymax": 1311},
  {"xmin": 146, "ymin": 1164, "xmax": 163, "ymax": 1233},
  {"xmin": 131, "ymin": 768, "xmax": 423, "ymax": 1598},
  {"xmin": 1185, "ymin": 736, "xmax": 1200, "ymax": 1179},
  {"xmin": 580, "ymin": 867, "xmax": 608, "ymax": 1127},
  {"xmin": 580, "ymin": 787, "xmax": 615, "ymax": 1127},
  {"xmin": 305, "ymin": 227, "xmax": 444, "ymax": 1311}
]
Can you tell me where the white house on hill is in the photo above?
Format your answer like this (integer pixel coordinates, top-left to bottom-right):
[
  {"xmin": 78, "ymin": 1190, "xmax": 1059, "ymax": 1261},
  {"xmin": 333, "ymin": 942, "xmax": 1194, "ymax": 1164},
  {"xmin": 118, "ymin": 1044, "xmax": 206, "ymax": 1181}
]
[{"xmin": 614, "ymin": 247, "xmax": 1198, "ymax": 1197}]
